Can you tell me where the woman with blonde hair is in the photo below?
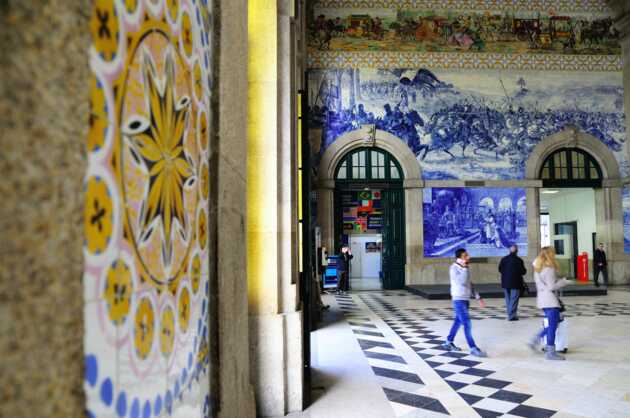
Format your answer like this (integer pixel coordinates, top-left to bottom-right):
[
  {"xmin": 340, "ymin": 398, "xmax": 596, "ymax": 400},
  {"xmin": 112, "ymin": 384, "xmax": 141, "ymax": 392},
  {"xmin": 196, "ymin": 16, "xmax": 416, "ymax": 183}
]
[{"xmin": 528, "ymin": 246, "xmax": 572, "ymax": 360}]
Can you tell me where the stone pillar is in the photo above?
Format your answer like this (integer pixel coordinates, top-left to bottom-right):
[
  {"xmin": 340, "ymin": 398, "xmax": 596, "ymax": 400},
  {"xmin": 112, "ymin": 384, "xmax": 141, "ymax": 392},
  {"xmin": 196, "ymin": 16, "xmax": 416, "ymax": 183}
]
[
  {"xmin": 0, "ymin": 2, "xmax": 88, "ymax": 416},
  {"xmin": 526, "ymin": 187, "xmax": 541, "ymax": 275},
  {"xmin": 215, "ymin": 0, "xmax": 257, "ymax": 417},
  {"xmin": 609, "ymin": 1, "xmax": 630, "ymax": 158},
  {"xmin": 248, "ymin": 0, "xmax": 303, "ymax": 415},
  {"xmin": 595, "ymin": 184, "xmax": 628, "ymax": 284},
  {"xmin": 316, "ymin": 181, "xmax": 336, "ymax": 253},
  {"xmin": 609, "ymin": 0, "xmax": 630, "ymax": 284},
  {"xmin": 404, "ymin": 180, "xmax": 424, "ymax": 283}
]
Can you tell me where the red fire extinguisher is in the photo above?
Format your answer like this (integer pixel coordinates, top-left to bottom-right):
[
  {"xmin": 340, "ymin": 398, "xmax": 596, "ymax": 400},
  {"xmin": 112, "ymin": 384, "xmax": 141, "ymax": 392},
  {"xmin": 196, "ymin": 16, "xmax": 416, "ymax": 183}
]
[{"xmin": 577, "ymin": 252, "xmax": 589, "ymax": 282}]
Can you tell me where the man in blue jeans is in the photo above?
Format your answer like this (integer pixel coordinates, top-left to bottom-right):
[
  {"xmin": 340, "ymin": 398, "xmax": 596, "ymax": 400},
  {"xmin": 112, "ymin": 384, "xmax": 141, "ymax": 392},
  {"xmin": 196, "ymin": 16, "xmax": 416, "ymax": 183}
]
[{"xmin": 441, "ymin": 248, "xmax": 487, "ymax": 358}]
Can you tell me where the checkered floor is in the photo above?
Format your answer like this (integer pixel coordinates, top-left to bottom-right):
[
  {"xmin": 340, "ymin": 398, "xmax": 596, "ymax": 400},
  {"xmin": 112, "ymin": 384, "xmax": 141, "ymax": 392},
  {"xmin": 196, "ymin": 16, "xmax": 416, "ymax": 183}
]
[
  {"xmin": 336, "ymin": 294, "xmax": 450, "ymax": 416},
  {"xmin": 361, "ymin": 294, "xmax": 556, "ymax": 418},
  {"xmin": 332, "ymin": 289, "xmax": 630, "ymax": 417}
]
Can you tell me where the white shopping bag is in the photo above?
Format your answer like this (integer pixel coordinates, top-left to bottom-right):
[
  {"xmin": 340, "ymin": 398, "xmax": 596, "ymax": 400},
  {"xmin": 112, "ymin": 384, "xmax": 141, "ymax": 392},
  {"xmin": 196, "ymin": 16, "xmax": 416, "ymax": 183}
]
[{"xmin": 541, "ymin": 317, "xmax": 568, "ymax": 353}]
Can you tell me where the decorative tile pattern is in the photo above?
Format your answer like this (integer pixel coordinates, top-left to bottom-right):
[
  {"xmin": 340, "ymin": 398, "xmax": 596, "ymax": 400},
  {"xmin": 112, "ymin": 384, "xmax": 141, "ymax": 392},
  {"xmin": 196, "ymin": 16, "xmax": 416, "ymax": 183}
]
[
  {"xmin": 308, "ymin": 51, "xmax": 623, "ymax": 71},
  {"xmin": 312, "ymin": 0, "xmax": 611, "ymax": 12},
  {"xmin": 84, "ymin": 1, "xmax": 214, "ymax": 417}
]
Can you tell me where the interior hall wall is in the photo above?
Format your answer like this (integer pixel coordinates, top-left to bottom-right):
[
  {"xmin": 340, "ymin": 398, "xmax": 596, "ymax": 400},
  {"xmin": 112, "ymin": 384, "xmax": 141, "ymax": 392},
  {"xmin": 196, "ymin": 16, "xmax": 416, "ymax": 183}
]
[
  {"xmin": 0, "ymin": 1, "xmax": 90, "ymax": 416},
  {"xmin": 307, "ymin": 0, "xmax": 629, "ymax": 284},
  {"xmin": 83, "ymin": 1, "xmax": 216, "ymax": 417}
]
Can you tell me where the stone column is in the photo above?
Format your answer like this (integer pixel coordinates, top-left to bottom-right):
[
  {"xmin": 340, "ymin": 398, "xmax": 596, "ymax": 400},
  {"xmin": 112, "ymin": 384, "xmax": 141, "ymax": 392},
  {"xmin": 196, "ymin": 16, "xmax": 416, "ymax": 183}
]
[
  {"xmin": 316, "ymin": 180, "xmax": 336, "ymax": 252},
  {"xmin": 404, "ymin": 180, "xmax": 424, "ymax": 284},
  {"xmin": 526, "ymin": 187, "xmax": 541, "ymax": 276},
  {"xmin": 610, "ymin": 1, "xmax": 630, "ymax": 159},
  {"xmin": 595, "ymin": 183, "xmax": 628, "ymax": 284},
  {"xmin": 609, "ymin": 0, "xmax": 630, "ymax": 284},
  {"xmin": 215, "ymin": 0, "xmax": 257, "ymax": 417},
  {"xmin": 248, "ymin": 0, "xmax": 303, "ymax": 415},
  {"xmin": 0, "ymin": 2, "xmax": 88, "ymax": 416}
]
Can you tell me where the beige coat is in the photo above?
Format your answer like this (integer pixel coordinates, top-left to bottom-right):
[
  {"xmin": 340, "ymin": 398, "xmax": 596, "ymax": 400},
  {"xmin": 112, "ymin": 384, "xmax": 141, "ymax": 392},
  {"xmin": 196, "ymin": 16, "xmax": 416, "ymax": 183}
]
[{"xmin": 533, "ymin": 266, "xmax": 570, "ymax": 309}]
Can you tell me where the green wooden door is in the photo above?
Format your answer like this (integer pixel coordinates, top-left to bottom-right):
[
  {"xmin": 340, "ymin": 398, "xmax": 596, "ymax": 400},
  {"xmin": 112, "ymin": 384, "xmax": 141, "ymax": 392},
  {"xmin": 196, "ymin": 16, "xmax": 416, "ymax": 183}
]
[{"xmin": 382, "ymin": 189, "xmax": 405, "ymax": 289}]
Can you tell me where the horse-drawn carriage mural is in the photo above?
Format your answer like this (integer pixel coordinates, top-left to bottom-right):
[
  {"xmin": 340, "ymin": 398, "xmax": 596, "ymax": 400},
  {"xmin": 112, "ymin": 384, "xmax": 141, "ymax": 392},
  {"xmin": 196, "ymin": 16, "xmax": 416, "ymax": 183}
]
[{"xmin": 307, "ymin": 8, "xmax": 620, "ymax": 55}]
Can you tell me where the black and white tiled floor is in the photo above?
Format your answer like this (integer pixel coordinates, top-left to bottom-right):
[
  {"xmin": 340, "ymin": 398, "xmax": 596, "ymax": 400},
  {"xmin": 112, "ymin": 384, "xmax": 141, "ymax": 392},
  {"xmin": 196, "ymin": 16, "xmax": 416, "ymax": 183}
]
[
  {"xmin": 295, "ymin": 289, "xmax": 630, "ymax": 418},
  {"xmin": 337, "ymin": 294, "xmax": 450, "ymax": 416},
  {"xmin": 361, "ymin": 294, "xmax": 557, "ymax": 418}
]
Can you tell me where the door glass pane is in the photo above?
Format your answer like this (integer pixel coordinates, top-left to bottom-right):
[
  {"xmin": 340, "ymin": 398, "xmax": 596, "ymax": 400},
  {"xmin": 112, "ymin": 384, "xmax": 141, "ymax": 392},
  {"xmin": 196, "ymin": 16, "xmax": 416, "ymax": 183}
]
[
  {"xmin": 337, "ymin": 161, "xmax": 347, "ymax": 179},
  {"xmin": 541, "ymin": 166, "xmax": 550, "ymax": 179},
  {"xmin": 390, "ymin": 162, "xmax": 400, "ymax": 179},
  {"xmin": 577, "ymin": 153, "xmax": 585, "ymax": 166}
]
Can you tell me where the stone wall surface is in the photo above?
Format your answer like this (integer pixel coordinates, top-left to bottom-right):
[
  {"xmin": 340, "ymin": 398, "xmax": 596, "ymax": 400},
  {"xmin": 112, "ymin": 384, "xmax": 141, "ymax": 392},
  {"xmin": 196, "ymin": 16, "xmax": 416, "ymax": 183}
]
[{"xmin": 0, "ymin": 0, "xmax": 90, "ymax": 416}]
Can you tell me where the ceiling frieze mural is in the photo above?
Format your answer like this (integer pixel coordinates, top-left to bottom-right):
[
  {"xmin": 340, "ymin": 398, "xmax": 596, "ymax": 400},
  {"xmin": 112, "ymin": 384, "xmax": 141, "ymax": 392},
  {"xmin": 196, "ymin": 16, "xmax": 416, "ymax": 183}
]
[{"xmin": 308, "ymin": 0, "xmax": 621, "ymax": 71}]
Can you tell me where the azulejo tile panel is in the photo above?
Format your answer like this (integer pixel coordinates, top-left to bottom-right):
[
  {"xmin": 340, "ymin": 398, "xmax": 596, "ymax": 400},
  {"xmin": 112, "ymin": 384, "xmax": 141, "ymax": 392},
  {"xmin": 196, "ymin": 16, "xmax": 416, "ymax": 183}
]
[
  {"xmin": 312, "ymin": 0, "xmax": 611, "ymax": 13},
  {"xmin": 84, "ymin": 1, "xmax": 213, "ymax": 417},
  {"xmin": 308, "ymin": 51, "xmax": 623, "ymax": 71}
]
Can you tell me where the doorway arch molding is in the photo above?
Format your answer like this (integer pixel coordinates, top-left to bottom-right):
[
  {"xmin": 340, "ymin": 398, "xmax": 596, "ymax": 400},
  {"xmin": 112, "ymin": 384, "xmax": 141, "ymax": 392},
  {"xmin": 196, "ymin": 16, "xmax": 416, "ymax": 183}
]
[
  {"xmin": 525, "ymin": 126, "xmax": 621, "ymax": 180},
  {"xmin": 319, "ymin": 126, "xmax": 421, "ymax": 181}
]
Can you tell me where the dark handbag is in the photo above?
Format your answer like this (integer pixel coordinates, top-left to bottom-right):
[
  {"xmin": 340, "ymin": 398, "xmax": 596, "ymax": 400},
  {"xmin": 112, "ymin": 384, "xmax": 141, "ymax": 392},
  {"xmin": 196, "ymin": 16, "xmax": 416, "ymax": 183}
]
[{"xmin": 520, "ymin": 283, "xmax": 529, "ymax": 297}]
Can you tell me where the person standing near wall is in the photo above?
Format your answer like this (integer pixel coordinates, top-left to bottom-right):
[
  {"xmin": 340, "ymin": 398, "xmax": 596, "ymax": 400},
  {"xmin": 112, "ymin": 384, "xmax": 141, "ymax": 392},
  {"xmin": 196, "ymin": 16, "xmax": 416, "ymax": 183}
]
[
  {"xmin": 528, "ymin": 247, "xmax": 572, "ymax": 360},
  {"xmin": 442, "ymin": 248, "xmax": 487, "ymax": 358},
  {"xmin": 336, "ymin": 245, "xmax": 353, "ymax": 294},
  {"xmin": 593, "ymin": 243, "xmax": 608, "ymax": 287},
  {"xmin": 499, "ymin": 244, "xmax": 527, "ymax": 321}
]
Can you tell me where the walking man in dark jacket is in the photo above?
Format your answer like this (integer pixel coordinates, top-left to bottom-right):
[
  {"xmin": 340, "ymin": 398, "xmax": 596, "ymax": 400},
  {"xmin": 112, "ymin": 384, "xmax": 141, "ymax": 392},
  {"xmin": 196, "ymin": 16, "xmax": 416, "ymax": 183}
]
[
  {"xmin": 498, "ymin": 244, "xmax": 527, "ymax": 321},
  {"xmin": 593, "ymin": 243, "xmax": 608, "ymax": 287}
]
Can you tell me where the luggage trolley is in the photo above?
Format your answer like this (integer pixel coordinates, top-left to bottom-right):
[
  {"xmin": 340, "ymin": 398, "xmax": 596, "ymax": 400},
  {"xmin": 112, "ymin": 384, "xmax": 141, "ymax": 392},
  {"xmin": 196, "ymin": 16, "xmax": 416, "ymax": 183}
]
[{"xmin": 323, "ymin": 255, "xmax": 340, "ymax": 289}]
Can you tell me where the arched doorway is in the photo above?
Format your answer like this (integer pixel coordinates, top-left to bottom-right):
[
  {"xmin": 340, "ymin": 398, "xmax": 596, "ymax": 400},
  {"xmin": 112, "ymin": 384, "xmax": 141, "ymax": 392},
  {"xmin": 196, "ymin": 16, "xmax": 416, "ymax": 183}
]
[
  {"xmin": 538, "ymin": 147, "xmax": 604, "ymax": 279},
  {"xmin": 333, "ymin": 147, "xmax": 405, "ymax": 289}
]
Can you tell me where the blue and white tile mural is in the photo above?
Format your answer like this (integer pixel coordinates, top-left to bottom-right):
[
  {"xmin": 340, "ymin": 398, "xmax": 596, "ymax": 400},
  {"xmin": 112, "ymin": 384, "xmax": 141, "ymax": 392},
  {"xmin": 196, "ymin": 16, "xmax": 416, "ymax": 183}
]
[
  {"xmin": 423, "ymin": 188, "xmax": 527, "ymax": 258},
  {"xmin": 308, "ymin": 68, "xmax": 627, "ymax": 180},
  {"xmin": 623, "ymin": 187, "xmax": 630, "ymax": 254}
]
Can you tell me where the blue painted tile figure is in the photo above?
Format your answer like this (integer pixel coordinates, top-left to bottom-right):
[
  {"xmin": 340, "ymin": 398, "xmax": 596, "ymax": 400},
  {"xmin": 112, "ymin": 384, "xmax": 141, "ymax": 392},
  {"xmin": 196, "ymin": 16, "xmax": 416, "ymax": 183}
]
[
  {"xmin": 308, "ymin": 68, "xmax": 627, "ymax": 180},
  {"xmin": 424, "ymin": 188, "xmax": 527, "ymax": 258}
]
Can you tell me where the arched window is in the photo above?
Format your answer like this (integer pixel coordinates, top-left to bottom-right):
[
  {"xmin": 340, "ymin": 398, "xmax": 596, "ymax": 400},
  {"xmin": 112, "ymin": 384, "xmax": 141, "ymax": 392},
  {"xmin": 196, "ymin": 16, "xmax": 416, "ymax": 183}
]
[
  {"xmin": 539, "ymin": 148, "xmax": 602, "ymax": 187},
  {"xmin": 335, "ymin": 148, "xmax": 403, "ymax": 181}
]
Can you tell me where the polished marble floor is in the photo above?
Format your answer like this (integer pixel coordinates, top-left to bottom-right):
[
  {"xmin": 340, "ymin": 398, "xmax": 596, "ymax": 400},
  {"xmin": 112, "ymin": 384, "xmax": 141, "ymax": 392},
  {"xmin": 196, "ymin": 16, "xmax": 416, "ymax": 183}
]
[{"xmin": 286, "ymin": 288, "xmax": 630, "ymax": 418}]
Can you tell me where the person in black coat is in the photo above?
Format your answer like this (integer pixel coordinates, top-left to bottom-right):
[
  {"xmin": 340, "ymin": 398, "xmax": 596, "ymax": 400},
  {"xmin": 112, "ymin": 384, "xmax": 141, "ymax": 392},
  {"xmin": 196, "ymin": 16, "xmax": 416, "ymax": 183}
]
[
  {"xmin": 498, "ymin": 244, "xmax": 527, "ymax": 321},
  {"xmin": 593, "ymin": 243, "xmax": 608, "ymax": 287},
  {"xmin": 336, "ymin": 245, "xmax": 353, "ymax": 294}
]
